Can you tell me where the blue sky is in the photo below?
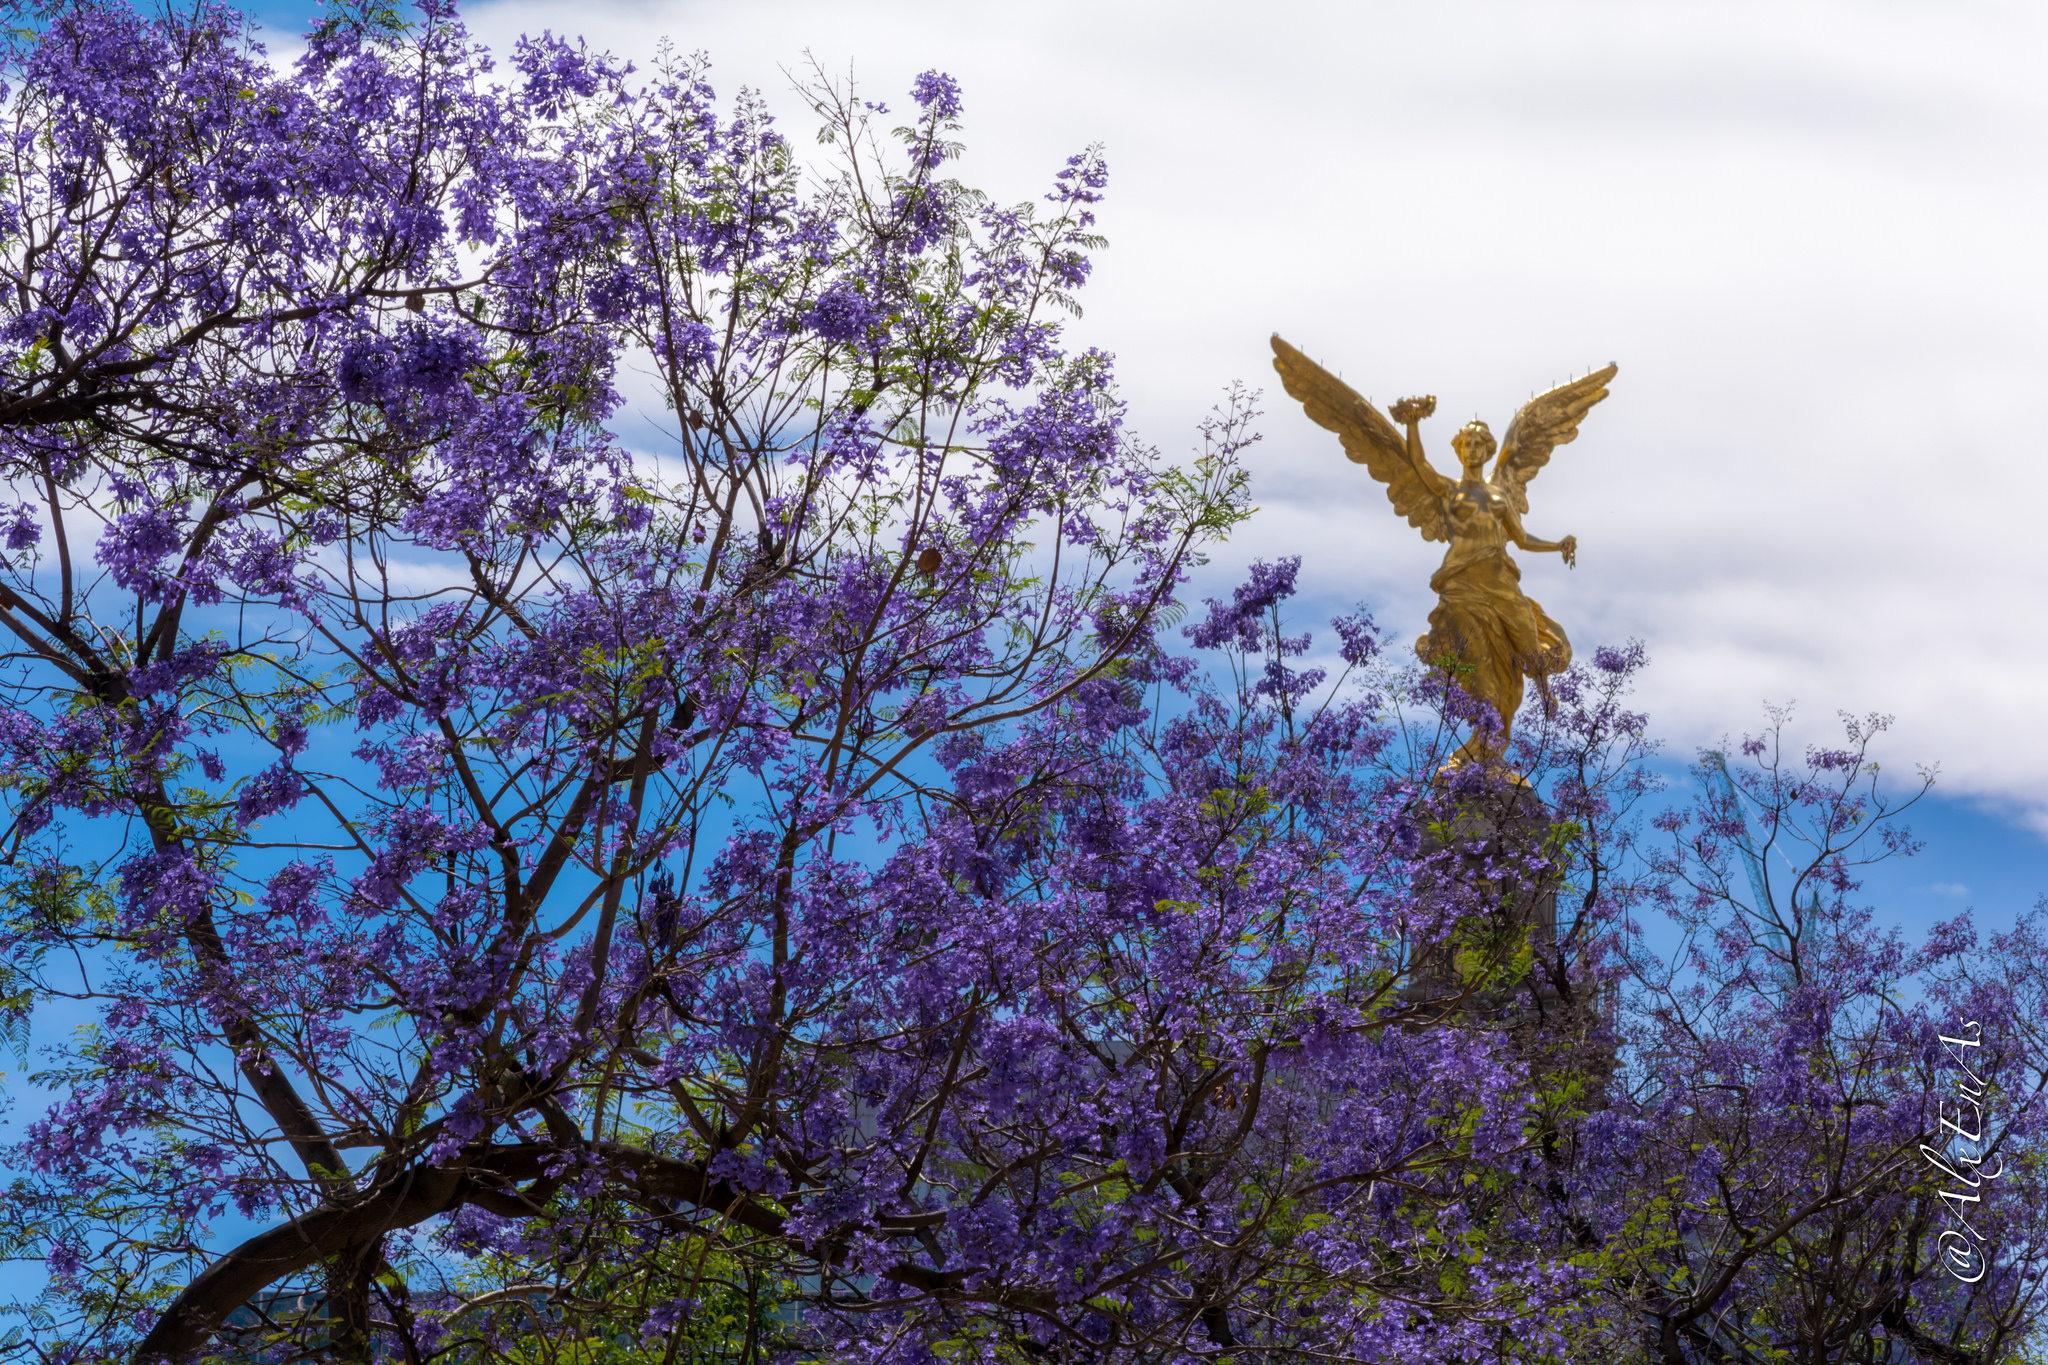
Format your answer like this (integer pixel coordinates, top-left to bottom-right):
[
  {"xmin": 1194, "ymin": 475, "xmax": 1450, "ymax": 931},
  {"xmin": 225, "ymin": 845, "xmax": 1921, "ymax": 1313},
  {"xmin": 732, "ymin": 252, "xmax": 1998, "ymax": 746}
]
[
  {"xmin": 165, "ymin": 0, "xmax": 2048, "ymax": 967},
  {"xmin": 123, "ymin": 0, "xmax": 2048, "ymax": 1004},
  {"xmin": 346, "ymin": 0, "xmax": 2042, "ymax": 808}
]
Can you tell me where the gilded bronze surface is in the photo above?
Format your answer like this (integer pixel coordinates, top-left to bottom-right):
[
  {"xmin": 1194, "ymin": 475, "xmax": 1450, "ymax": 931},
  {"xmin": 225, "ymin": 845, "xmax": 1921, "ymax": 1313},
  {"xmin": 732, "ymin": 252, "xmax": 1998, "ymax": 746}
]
[{"xmin": 1269, "ymin": 334, "xmax": 1616, "ymax": 768}]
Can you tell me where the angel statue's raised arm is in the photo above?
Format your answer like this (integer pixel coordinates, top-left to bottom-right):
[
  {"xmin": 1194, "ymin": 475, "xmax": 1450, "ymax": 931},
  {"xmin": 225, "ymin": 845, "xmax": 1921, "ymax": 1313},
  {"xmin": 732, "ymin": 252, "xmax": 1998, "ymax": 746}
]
[{"xmin": 1269, "ymin": 334, "xmax": 1616, "ymax": 767}]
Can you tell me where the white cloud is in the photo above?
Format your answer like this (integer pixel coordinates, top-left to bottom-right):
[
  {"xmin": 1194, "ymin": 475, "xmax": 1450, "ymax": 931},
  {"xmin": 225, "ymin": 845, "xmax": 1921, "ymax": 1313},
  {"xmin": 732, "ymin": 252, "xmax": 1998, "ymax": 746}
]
[{"xmin": 462, "ymin": 0, "xmax": 2048, "ymax": 819}]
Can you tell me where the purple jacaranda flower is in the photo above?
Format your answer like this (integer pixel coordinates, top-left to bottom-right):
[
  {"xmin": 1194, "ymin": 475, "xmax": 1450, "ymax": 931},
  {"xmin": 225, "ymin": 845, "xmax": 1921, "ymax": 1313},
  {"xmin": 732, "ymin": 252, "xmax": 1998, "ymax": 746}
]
[
  {"xmin": 805, "ymin": 282, "xmax": 877, "ymax": 343},
  {"xmin": 909, "ymin": 70, "xmax": 961, "ymax": 122},
  {"xmin": 3, "ymin": 502, "xmax": 38, "ymax": 550},
  {"xmin": 1187, "ymin": 556, "xmax": 1301, "ymax": 652}
]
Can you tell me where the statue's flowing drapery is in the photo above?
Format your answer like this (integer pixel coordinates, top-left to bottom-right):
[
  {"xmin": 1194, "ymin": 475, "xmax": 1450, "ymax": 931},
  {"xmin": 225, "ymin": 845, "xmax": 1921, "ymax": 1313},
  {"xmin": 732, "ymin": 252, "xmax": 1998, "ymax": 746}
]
[{"xmin": 1420, "ymin": 530, "xmax": 1572, "ymax": 733}]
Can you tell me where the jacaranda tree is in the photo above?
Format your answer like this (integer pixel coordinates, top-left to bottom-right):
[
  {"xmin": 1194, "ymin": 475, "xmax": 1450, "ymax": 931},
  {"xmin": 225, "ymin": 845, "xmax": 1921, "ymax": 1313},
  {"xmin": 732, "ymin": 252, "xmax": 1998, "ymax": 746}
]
[
  {"xmin": 1579, "ymin": 721, "xmax": 2048, "ymax": 1363},
  {"xmin": 0, "ymin": 4, "xmax": 2041, "ymax": 1364}
]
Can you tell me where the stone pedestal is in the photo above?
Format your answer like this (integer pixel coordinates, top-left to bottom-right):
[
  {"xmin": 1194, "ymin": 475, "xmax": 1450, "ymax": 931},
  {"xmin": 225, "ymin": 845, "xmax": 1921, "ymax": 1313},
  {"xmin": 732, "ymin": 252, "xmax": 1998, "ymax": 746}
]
[{"xmin": 1395, "ymin": 775, "xmax": 1615, "ymax": 1094}]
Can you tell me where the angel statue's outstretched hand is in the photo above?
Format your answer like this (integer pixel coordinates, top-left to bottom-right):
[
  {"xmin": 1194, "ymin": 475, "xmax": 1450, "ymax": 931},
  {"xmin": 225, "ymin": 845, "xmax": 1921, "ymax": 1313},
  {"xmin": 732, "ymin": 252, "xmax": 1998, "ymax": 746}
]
[{"xmin": 1270, "ymin": 334, "xmax": 1616, "ymax": 768}]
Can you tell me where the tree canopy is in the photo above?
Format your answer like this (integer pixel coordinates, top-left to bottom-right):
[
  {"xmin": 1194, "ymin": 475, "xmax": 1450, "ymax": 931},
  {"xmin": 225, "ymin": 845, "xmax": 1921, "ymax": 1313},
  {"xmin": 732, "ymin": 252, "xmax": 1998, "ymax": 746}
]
[{"xmin": 0, "ymin": 4, "xmax": 2041, "ymax": 1363}]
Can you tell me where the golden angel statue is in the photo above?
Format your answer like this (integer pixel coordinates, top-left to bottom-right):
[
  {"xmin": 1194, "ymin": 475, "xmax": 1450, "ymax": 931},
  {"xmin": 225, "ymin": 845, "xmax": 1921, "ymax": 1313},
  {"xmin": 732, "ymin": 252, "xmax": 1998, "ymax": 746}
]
[{"xmin": 1269, "ymin": 334, "xmax": 1616, "ymax": 767}]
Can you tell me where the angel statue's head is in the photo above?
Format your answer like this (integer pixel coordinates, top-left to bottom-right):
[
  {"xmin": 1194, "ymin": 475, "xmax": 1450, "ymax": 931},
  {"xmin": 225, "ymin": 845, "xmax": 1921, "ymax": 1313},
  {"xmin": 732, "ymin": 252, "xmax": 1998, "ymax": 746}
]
[{"xmin": 1450, "ymin": 419, "xmax": 1496, "ymax": 470}]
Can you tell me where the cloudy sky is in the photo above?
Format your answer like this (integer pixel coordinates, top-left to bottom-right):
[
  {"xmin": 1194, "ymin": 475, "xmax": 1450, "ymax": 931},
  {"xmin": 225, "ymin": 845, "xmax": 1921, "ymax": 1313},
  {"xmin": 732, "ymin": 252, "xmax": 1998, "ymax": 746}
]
[{"xmin": 264, "ymin": 0, "xmax": 2048, "ymax": 925}]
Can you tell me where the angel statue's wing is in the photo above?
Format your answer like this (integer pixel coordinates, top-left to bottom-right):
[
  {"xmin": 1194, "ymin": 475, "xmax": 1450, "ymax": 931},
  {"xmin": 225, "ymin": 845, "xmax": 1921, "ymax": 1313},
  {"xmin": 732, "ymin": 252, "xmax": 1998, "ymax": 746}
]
[
  {"xmin": 1269, "ymin": 334, "xmax": 1450, "ymax": 542},
  {"xmin": 1492, "ymin": 363, "xmax": 1618, "ymax": 513}
]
